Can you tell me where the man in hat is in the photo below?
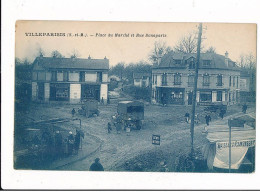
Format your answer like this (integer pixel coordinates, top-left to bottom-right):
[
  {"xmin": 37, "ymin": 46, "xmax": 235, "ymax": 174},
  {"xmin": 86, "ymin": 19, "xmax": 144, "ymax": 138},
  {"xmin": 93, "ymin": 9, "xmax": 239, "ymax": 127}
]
[
  {"xmin": 54, "ymin": 130, "xmax": 63, "ymax": 159},
  {"xmin": 89, "ymin": 158, "xmax": 104, "ymax": 171},
  {"xmin": 67, "ymin": 131, "xmax": 74, "ymax": 155}
]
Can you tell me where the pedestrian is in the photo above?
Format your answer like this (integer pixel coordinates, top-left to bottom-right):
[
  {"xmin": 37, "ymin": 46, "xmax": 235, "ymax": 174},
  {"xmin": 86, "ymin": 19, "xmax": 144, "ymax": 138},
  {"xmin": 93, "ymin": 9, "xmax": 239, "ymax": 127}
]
[
  {"xmin": 107, "ymin": 122, "xmax": 112, "ymax": 133},
  {"xmin": 101, "ymin": 97, "xmax": 104, "ymax": 105},
  {"xmin": 67, "ymin": 131, "xmax": 74, "ymax": 155},
  {"xmin": 185, "ymin": 112, "xmax": 190, "ymax": 123},
  {"xmin": 219, "ymin": 108, "xmax": 226, "ymax": 119},
  {"xmin": 54, "ymin": 130, "xmax": 63, "ymax": 159},
  {"xmin": 205, "ymin": 113, "xmax": 211, "ymax": 126},
  {"xmin": 126, "ymin": 122, "xmax": 131, "ymax": 136},
  {"xmin": 89, "ymin": 158, "xmax": 104, "ymax": 171},
  {"xmin": 74, "ymin": 129, "xmax": 81, "ymax": 154},
  {"xmin": 107, "ymin": 97, "xmax": 110, "ymax": 104},
  {"xmin": 242, "ymin": 103, "xmax": 247, "ymax": 114},
  {"xmin": 71, "ymin": 108, "xmax": 76, "ymax": 117}
]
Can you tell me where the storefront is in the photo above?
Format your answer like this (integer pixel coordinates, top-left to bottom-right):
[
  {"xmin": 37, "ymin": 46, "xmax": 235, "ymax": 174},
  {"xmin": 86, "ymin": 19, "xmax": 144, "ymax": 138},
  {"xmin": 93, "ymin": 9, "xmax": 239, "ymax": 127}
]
[
  {"xmin": 81, "ymin": 84, "xmax": 100, "ymax": 101},
  {"xmin": 156, "ymin": 87, "xmax": 185, "ymax": 105},
  {"xmin": 50, "ymin": 83, "xmax": 70, "ymax": 101}
]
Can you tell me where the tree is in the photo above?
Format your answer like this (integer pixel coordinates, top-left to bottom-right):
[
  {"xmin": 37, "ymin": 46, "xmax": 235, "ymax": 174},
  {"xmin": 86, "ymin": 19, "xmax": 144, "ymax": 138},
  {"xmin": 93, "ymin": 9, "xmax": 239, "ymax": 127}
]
[
  {"xmin": 109, "ymin": 62, "xmax": 125, "ymax": 80},
  {"xmin": 51, "ymin": 50, "xmax": 64, "ymax": 58},
  {"xmin": 205, "ymin": 46, "xmax": 216, "ymax": 53},
  {"xmin": 70, "ymin": 49, "xmax": 81, "ymax": 58},
  {"xmin": 149, "ymin": 41, "xmax": 172, "ymax": 65},
  {"xmin": 37, "ymin": 47, "xmax": 45, "ymax": 57},
  {"xmin": 174, "ymin": 33, "xmax": 197, "ymax": 53}
]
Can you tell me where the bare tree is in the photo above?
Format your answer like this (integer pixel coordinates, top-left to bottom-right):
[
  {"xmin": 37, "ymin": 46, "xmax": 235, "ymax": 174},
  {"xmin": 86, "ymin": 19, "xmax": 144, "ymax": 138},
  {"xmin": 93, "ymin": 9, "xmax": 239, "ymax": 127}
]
[
  {"xmin": 51, "ymin": 50, "xmax": 64, "ymax": 58},
  {"xmin": 70, "ymin": 49, "xmax": 81, "ymax": 58},
  {"xmin": 205, "ymin": 46, "xmax": 216, "ymax": 53},
  {"xmin": 245, "ymin": 53, "xmax": 256, "ymax": 69},
  {"xmin": 37, "ymin": 47, "xmax": 45, "ymax": 57},
  {"xmin": 149, "ymin": 41, "xmax": 172, "ymax": 64},
  {"xmin": 174, "ymin": 33, "xmax": 197, "ymax": 53}
]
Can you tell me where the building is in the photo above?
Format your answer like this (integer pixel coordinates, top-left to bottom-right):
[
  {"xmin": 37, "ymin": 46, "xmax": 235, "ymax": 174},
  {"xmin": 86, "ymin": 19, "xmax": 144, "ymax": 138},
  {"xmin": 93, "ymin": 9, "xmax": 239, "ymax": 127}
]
[
  {"xmin": 152, "ymin": 51, "xmax": 240, "ymax": 105},
  {"xmin": 31, "ymin": 55, "xmax": 109, "ymax": 104},
  {"xmin": 240, "ymin": 68, "xmax": 256, "ymax": 103},
  {"xmin": 133, "ymin": 72, "xmax": 151, "ymax": 88}
]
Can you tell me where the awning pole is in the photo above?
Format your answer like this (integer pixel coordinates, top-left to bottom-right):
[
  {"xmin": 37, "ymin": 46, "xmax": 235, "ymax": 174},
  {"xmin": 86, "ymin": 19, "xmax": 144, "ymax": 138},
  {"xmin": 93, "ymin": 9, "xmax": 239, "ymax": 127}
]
[{"xmin": 229, "ymin": 124, "xmax": 231, "ymax": 173}]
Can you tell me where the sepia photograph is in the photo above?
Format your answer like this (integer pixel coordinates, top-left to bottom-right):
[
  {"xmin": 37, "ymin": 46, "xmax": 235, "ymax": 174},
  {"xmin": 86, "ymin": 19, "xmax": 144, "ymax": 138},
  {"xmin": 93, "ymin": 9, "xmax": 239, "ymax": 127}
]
[{"xmin": 14, "ymin": 21, "xmax": 256, "ymax": 174}]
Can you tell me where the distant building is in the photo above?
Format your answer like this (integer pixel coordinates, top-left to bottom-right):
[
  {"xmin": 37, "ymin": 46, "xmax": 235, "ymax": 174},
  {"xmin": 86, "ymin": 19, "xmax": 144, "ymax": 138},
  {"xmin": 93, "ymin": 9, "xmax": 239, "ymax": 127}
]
[
  {"xmin": 31, "ymin": 55, "xmax": 109, "ymax": 103},
  {"xmin": 133, "ymin": 72, "xmax": 151, "ymax": 88},
  {"xmin": 152, "ymin": 51, "xmax": 240, "ymax": 105},
  {"xmin": 240, "ymin": 68, "xmax": 255, "ymax": 103}
]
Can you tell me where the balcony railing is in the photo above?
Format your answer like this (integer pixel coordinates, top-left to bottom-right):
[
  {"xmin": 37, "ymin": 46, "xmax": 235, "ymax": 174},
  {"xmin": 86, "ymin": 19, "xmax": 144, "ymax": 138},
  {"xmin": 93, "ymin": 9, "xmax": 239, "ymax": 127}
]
[
  {"xmin": 174, "ymin": 82, "xmax": 182, "ymax": 85},
  {"xmin": 216, "ymin": 82, "xmax": 224, "ymax": 86},
  {"xmin": 162, "ymin": 82, "xmax": 167, "ymax": 86},
  {"xmin": 203, "ymin": 82, "xmax": 210, "ymax": 86}
]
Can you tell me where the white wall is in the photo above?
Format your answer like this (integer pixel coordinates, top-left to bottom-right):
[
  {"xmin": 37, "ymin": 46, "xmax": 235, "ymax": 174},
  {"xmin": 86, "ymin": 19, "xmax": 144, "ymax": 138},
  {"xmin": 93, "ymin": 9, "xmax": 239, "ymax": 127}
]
[
  {"xmin": 69, "ymin": 72, "xmax": 79, "ymax": 82},
  {"xmin": 44, "ymin": 83, "xmax": 50, "ymax": 101},
  {"xmin": 102, "ymin": 73, "xmax": 108, "ymax": 82},
  {"xmin": 32, "ymin": 82, "xmax": 37, "ymax": 100},
  {"xmin": 70, "ymin": 84, "xmax": 81, "ymax": 103},
  {"xmin": 57, "ymin": 72, "xmax": 63, "ymax": 81},
  {"xmin": 85, "ymin": 72, "xmax": 97, "ymax": 82},
  {"xmin": 100, "ymin": 84, "xmax": 108, "ymax": 103}
]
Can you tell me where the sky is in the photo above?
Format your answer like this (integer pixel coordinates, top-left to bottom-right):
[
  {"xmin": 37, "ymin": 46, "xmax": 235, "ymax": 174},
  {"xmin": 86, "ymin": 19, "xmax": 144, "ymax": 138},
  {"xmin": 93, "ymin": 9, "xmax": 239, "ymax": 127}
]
[{"xmin": 15, "ymin": 21, "xmax": 256, "ymax": 66}]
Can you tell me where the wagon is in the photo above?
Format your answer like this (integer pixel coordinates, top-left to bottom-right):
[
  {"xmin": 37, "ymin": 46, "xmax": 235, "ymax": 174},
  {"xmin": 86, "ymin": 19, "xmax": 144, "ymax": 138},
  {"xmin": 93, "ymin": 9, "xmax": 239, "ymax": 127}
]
[{"xmin": 117, "ymin": 101, "xmax": 144, "ymax": 130}]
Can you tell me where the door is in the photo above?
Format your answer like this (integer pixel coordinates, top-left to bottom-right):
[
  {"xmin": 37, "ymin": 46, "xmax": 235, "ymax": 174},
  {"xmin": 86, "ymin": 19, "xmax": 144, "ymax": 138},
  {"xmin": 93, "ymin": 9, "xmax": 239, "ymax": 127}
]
[{"xmin": 188, "ymin": 92, "xmax": 193, "ymax": 105}]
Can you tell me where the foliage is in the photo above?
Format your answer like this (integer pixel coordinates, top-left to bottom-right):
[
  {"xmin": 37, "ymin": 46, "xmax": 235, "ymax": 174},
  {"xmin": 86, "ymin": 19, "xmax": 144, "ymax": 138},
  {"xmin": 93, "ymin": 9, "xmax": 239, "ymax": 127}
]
[
  {"xmin": 149, "ymin": 41, "xmax": 172, "ymax": 64},
  {"xmin": 51, "ymin": 50, "xmax": 64, "ymax": 58},
  {"xmin": 123, "ymin": 85, "xmax": 151, "ymax": 102},
  {"xmin": 174, "ymin": 33, "xmax": 197, "ymax": 53}
]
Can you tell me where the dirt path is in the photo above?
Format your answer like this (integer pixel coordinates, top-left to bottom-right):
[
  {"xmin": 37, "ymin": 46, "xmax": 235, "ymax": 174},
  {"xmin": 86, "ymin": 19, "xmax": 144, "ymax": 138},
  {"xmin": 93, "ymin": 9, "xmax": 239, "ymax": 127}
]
[{"xmin": 54, "ymin": 103, "xmax": 253, "ymax": 171}]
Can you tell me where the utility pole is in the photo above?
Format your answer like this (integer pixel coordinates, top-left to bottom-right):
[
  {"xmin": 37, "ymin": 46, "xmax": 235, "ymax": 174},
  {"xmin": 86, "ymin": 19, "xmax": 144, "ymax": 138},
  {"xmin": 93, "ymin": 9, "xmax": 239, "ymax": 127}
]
[{"xmin": 190, "ymin": 23, "xmax": 203, "ymax": 155}]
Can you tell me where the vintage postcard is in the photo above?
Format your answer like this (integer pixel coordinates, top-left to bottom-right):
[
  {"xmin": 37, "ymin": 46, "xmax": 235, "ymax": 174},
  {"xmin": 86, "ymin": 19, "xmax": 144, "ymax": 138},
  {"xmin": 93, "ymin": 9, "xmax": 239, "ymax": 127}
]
[{"xmin": 14, "ymin": 21, "xmax": 256, "ymax": 173}]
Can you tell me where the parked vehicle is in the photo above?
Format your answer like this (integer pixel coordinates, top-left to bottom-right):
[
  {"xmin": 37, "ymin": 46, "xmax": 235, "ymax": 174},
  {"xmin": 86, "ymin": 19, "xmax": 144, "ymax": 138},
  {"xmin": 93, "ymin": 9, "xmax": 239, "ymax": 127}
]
[
  {"xmin": 78, "ymin": 99, "xmax": 99, "ymax": 117},
  {"xmin": 116, "ymin": 101, "xmax": 144, "ymax": 130}
]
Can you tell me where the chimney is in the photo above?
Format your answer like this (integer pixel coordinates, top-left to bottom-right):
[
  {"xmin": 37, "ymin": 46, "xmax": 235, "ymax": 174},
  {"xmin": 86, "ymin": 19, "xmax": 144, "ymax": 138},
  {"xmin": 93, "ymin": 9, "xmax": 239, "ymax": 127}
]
[
  {"xmin": 88, "ymin": 55, "xmax": 91, "ymax": 59},
  {"xmin": 225, "ymin": 51, "xmax": 229, "ymax": 66}
]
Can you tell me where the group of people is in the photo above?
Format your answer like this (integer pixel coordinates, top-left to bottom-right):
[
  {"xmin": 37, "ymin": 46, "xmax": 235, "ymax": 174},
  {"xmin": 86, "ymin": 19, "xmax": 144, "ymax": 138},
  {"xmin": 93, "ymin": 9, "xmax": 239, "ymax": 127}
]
[
  {"xmin": 184, "ymin": 112, "xmax": 212, "ymax": 126},
  {"xmin": 54, "ymin": 129, "xmax": 84, "ymax": 158},
  {"xmin": 108, "ymin": 114, "xmax": 133, "ymax": 135}
]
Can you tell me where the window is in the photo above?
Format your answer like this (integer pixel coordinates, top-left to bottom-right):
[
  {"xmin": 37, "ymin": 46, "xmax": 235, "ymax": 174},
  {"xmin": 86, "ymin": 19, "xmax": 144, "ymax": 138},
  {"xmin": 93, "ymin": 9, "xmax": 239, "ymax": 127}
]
[
  {"xmin": 217, "ymin": 91, "xmax": 222, "ymax": 101},
  {"xmin": 174, "ymin": 73, "xmax": 181, "ymax": 85},
  {"xmin": 175, "ymin": 60, "xmax": 181, "ymax": 64},
  {"xmin": 189, "ymin": 61, "xmax": 195, "ymax": 69},
  {"xmin": 200, "ymin": 92, "xmax": 212, "ymax": 102},
  {"xmin": 63, "ymin": 71, "xmax": 69, "ymax": 81},
  {"xmin": 32, "ymin": 72, "xmax": 38, "ymax": 80},
  {"xmin": 203, "ymin": 60, "xmax": 211, "ymax": 66},
  {"xmin": 162, "ymin": 73, "xmax": 167, "ymax": 86},
  {"xmin": 188, "ymin": 75, "xmax": 194, "ymax": 86},
  {"xmin": 233, "ymin": 76, "xmax": 235, "ymax": 87},
  {"xmin": 236, "ymin": 76, "xmax": 239, "ymax": 88},
  {"xmin": 229, "ymin": 76, "xmax": 231, "ymax": 87},
  {"xmin": 127, "ymin": 106, "xmax": 144, "ymax": 113},
  {"xmin": 51, "ymin": 71, "xmax": 57, "ymax": 81},
  {"xmin": 217, "ymin": 75, "xmax": 223, "ymax": 86},
  {"xmin": 97, "ymin": 72, "xmax": 103, "ymax": 82},
  {"xmin": 80, "ymin": 72, "xmax": 85, "ymax": 82},
  {"xmin": 203, "ymin": 74, "xmax": 210, "ymax": 86}
]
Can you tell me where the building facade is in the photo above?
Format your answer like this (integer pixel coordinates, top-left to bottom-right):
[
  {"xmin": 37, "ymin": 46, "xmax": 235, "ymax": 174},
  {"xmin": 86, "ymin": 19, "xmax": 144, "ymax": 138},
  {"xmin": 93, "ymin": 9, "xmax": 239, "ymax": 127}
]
[
  {"xmin": 133, "ymin": 72, "xmax": 151, "ymax": 88},
  {"xmin": 31, "ymin": 56, "xmax": 109, "ymax": 104},
  {"xmin": 152, "ymin": 52, "xmax": 240, "ymax": 105}
]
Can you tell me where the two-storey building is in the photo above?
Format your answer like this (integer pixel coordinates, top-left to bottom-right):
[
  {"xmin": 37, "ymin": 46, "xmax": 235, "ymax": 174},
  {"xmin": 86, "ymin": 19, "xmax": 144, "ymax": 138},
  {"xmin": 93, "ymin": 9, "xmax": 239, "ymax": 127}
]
[
  {"xmin": 152, "ymin": 51, "xmax": 240, "ymax": 105},
  {"xmin": 133, "ymin": 72, "xmax": 151, "ymax": 88},
  {"xmin": 31, "ymin": 55, "xmax": 109, "ymax": 104}
]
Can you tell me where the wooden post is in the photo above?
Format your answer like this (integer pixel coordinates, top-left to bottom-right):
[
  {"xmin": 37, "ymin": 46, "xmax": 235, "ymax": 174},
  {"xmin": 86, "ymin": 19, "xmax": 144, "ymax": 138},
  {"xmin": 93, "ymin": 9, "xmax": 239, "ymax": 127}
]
[
  {"xmin": 229, "ymin": 123, "xmax": 232, "ymax": 173},
  {"xmin": 190, "ymin": 23, "xmax": 203, "ymax": 154}
]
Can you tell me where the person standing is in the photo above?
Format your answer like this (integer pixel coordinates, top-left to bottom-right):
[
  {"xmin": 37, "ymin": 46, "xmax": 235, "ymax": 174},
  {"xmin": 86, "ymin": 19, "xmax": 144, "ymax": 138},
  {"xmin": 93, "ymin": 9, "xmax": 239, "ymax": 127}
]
[
  {"xmin": 185, "ymin": 112, "xmax": 190, "ymax": 123},
  {"xmin": 71, "ymin": 108, "xmax": 76, "ymax": 117},
  {"xmin": 107, "ymin": 122, "xmax": 112, "ymax": 133},
  {"xmin": 54, "ymin": 130, "xmax": 63, "ymax": 159},
  {"xmin": 67, "ymin": 131, "xmax": 74, "ymax": 155},
  {"xmin": 74, "ymin": 129, "xmax": 81, "ymax": 154},
  {"xmin": 205, "ymin": 113, "xmax": 211, "ymax": 126},
  {"xmin": 242, "ymin": 104, "xmax": 248, "ymax": 114},
  {"xmin": 89, "ymin": 158, "xmax": 104, "ymax": 171}
]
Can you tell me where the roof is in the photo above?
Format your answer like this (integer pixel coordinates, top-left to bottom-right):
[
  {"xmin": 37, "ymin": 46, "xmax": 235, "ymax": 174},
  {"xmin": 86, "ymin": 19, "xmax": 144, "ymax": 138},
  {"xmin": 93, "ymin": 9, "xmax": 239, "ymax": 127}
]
[
  {"xmin": 133, "ymin": 72, "xmax": 151, "ymax": 79},
  {"xmin": 153, "ymin": 51, "xmax": 239, "ymax": 70},
  {"xmin": 206, "ymin": 124, "xmax": 255, "ymax": 143},
  {"xmin": 32, "ymin": 57, "xmax": 109, "ymax": 70}
]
